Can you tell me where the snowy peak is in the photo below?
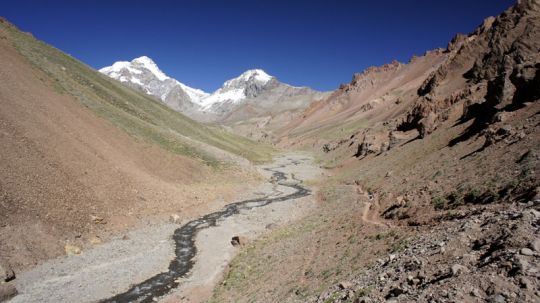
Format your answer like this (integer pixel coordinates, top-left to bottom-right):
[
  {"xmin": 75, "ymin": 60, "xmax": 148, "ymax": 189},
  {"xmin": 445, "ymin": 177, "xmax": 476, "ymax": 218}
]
[
  {"xmin": 99, "ymin": 56, "xmax": 209, "ymax": 112},
  {"xmin": 223, "ymin": 69, "xmax": 274, "ymax": 89},
  {"xmin": 131, "ymin": 56, "xmax": 169, "ymax": 81},
  {"xmin": 100, "ymin": 58, "xmax": 320, "ymax": 120},
  {"xmin": 199, "ymin": 69, "xmax": 278, "ymax": 109},
  {"xmin": 99, "ymin": 56, "xmax": 171, "ymax": 84}
]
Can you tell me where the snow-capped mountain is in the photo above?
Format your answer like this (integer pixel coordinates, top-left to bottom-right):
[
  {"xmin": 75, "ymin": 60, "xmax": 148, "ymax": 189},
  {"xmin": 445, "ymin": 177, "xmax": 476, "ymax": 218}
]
[
  {"xmin": 99, "ymin": 56, "xmax": 209, "ymax": 113},
  {"xmin": 100, "ymin": 56, "xmax": 325, "ymax": 121},
  {"xmin": 199, "ymin": 69, "xmax": 273, "ymax": 109},
  {"xmin": 202, "ymin": 69, "xmax": 325, "ymax": 120}
]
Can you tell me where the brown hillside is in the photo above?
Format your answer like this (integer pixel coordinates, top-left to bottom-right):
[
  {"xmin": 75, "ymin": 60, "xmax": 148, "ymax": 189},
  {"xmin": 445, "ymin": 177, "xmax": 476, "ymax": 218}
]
[
  {"xmin": 0, "ymin": 20, "xmax": 258, "ymax": 271},
  {"xmin": 210, "ymin": 1, "xmax": 540, "ymax": 302}
]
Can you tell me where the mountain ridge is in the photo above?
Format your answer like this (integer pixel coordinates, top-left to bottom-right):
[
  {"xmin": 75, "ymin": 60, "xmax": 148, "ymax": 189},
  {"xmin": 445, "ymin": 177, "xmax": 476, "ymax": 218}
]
[{"xmin": 99, "ymin": 57, "xmax": 325, "ymax": 122}]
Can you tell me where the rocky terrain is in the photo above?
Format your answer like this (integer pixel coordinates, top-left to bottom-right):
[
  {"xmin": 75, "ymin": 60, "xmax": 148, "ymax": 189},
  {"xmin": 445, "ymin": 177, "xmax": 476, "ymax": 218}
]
[
  {"xmin": 208, "ymin": 1, "xmax": 540, "ymax": 302},
  {"xmin": 1, "ymin": 1, "xmax": 539, "ymax": 302},
  {"xmin": 7, "ymin": 154, "xmax": 321, "ymax": 303},
  {"xmin": 314, "ymin": 204, "xmax": 540, "ymax": 303}
]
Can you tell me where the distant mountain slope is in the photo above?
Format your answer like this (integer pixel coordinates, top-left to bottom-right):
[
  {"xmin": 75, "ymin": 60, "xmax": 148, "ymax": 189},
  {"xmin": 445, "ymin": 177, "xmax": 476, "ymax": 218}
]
[
  {"xmin": 3, "ymin": 23, "xmax": 272, "ymax": 165},
  {"xmin": 99, "ymin": 56, "xmax": 209, "ymax": 114},
  {"xmin": 208, "ymin": 70, "xmax": 329, "ymax": 122},
  {"xmin": 100, "ymin": 59, "xmax": 326, "ymax": 123},
  {"xmin": 0, "ymin": 17, "xmax": 272, "ymax": 271},
  {"xmin": 200, "ymin": 69, "xmax": 274, "ymax": 109},
  {"xmin": 278, "ymin": 0, "xmax": 540, "ymax": 155}
]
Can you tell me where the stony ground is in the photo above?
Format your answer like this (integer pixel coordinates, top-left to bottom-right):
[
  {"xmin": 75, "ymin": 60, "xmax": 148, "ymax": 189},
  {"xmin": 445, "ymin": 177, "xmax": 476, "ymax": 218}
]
[
  {"xmin": 162, "ymin": 153, "xmax": 322, "ymax": 303},
  {"xmin": 3, "ymin": 153, "xmax": 321, "ymax": 303},
  {"xmin": 314, "ymin": 202, "xmax": 540, "ymax": 303}
]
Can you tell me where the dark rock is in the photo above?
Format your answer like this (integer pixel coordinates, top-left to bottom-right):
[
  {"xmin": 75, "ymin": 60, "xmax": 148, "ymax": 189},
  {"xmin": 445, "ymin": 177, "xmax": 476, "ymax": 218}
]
[
  {"xmin": 519, "ymin": 277, "xmax": 533, "ymax": 290},
  {"xmin": 385, "ymin": 284, "xmax": 405, "ymax": 299},
  {"xmin": 231, "ymin": 236, "xmax": 248, "ymax": 247}
]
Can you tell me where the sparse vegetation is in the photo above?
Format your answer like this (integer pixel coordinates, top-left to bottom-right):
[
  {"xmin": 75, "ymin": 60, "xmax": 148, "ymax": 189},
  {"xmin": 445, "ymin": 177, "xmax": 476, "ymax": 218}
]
[
  {"xmin": 4, "ymin": 24, "xmax": 274, "ymax": 165},
  {"xmin": 446, "ymin": 191, "xmax": 464, "ymax": 208},
  {"xmin": 431, "ymin": 195, "xmax": 447, "ymax": 210}
]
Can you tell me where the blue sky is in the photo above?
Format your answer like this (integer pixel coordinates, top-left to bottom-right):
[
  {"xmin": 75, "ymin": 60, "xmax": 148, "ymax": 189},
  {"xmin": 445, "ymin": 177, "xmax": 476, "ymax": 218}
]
[{"xmin": 3, "ymin": 0, "xmax": 514, "ymax": 92}]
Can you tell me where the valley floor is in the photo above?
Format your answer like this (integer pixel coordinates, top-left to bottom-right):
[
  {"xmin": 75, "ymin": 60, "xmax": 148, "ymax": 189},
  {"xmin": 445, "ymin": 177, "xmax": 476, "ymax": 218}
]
[{"xmin": 8, "ymin": 153, "xmax": 322, "ymax": 303}]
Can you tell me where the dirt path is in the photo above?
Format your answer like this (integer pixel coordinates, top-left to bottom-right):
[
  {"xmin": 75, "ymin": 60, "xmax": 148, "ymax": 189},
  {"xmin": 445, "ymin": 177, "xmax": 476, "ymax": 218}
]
[
  {"xmin": 10, "ymin": 153, "xmax": 322, "ymax": 303},
  {"xmin": 359, "ymin": 191, "xmax": 391, "ymax": 228}
]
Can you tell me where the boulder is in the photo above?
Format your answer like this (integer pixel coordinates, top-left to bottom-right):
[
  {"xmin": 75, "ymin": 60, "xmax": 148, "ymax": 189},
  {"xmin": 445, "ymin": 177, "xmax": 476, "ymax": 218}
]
[
  {"xmin": 0, "ymin": 282, "xmax": 18, "ymax": 301},
  {"xmin": 530, "ymin": 238, "xmax": 540, "ymax": 252},
  {"xmin": 451, "ymin": 264, "xmax": 469, "ymax": 276},
  {"xmin": 265, "ymin": 223, "xmax": 278, "ymax": 230},
  {"xmin": 65, "ymin": 244, "xmax": 82, "ymax": 256},
  {"xmin": 519, "ymin": 277, "xmax": 533, "ymax": 290},
  {"xmin": 419, "ymin": 112, "xmax": 437, "ymax": 138},
  {"xmin": 354, "ymin": 131, "xmax": 390, "ymax": 158},
  {"xmin": 0, "ymin": 261, "xmax": 15, "ymax": 282},
  {"xmin": 169, "ymin": 214, "xmax": 182, "ymax": 224},
  {"xmin": 231, "ymin": 236, "xmax": 248, "ymax": 247},
  {"xmin": 520, "ymin": 247, "xmax": 534, "ymax": 256},
  {"xmin": 338, "ymin": 281, "xmax": 352, "ymax": 289},
  {"xmin": 90, "ymin": 214, "xmax": 105, "ymax": 224}
]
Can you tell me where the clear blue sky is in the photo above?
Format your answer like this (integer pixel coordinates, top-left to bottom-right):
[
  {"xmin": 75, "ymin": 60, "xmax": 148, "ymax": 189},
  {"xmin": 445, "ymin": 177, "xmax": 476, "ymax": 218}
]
[{"xmin": 3, "ymin": 0, "xmax": 514, "ymax": 92}]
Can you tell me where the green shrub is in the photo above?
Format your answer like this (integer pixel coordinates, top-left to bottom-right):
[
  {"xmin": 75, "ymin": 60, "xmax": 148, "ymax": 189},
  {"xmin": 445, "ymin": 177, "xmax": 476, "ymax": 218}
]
[
  {"xmin": 446, "ymin": 191, "xmax": 464, "ymax": 208},
  {"xmin": 431, "ymin": 195, "xmax": 447, "ymax": 210}
]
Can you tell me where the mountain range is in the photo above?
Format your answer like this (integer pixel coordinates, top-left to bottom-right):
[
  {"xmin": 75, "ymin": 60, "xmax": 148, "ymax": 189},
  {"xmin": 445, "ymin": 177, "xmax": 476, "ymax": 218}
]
[{"xmin": 100, "ymin": 58, "xmax": 326, "ymax": 122}]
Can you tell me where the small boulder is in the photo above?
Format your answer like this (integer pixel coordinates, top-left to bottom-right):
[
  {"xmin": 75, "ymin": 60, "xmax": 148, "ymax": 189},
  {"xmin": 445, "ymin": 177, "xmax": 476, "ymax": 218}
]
[
  {"xmin": 0, "ymin": 282, "xmax": 18, "ymax": 301},
  {"xmin": 470, "ymin": 288, "xmax": 482, "ymax": 297},
  {"xmin": 265, "ymin": 223, "xmax": 278, "ymax": 230},
  {"xmin": 520, "ymin": 248, "xmax": 534, "ymax": 256},
  {"xmin": 65, "ymin": 244, "xmax": 82, "ymax": 256},
  {"xmin": 530, "ymin": 238, "xmax": 540, "ymax": 252},
  {"xmin": 231, "ymin": 236, "xmax": 248, "ymax": 247},
  {"xmin": 419, "ymin": 112, "xmax": 437, "ymax": 138},
  {"xmin": 406, "ymin": 275, "xmax": 420, "ymax": 285},
  {"xmin": 386, "ymin": 284, "xmax": 405, "ymax": 298},
  {"xmin": 519, "ymin": 277, "xmax": 533, "ymax": 289},
  {"xmin": 338, "ymin": 281, "xmax": 352, "ymax": 289},
  {"xmin": 492, "ymin": 294, "xmax": 506, "ymax": 303},
  {"xmin": 169, "ymin": 214, "xmax": 182, "ymax": 224},
  {"xmin": 451, "ymin": 264, "xmax": 469, "ymax": 276},
  {"xmin": 90, "ymin": 215, "xmax": 105, "ymax": 224},
  {"xmin": 0, "ymin": 261, "xmax": 15, "ymax": 282}
]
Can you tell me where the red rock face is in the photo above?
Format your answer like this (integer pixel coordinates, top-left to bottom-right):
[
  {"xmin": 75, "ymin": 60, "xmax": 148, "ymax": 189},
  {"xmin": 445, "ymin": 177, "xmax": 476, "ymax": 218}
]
[{"xmin": 402, "ymin": 0, "xmax": 540, "ymax": 138}]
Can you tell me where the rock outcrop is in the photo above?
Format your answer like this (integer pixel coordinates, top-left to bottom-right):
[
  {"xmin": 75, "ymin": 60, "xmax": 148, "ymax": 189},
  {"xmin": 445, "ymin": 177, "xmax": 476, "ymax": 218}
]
[{"xmin": 402, "ymin": 0, "xmax": 540, "ymax": 138}]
